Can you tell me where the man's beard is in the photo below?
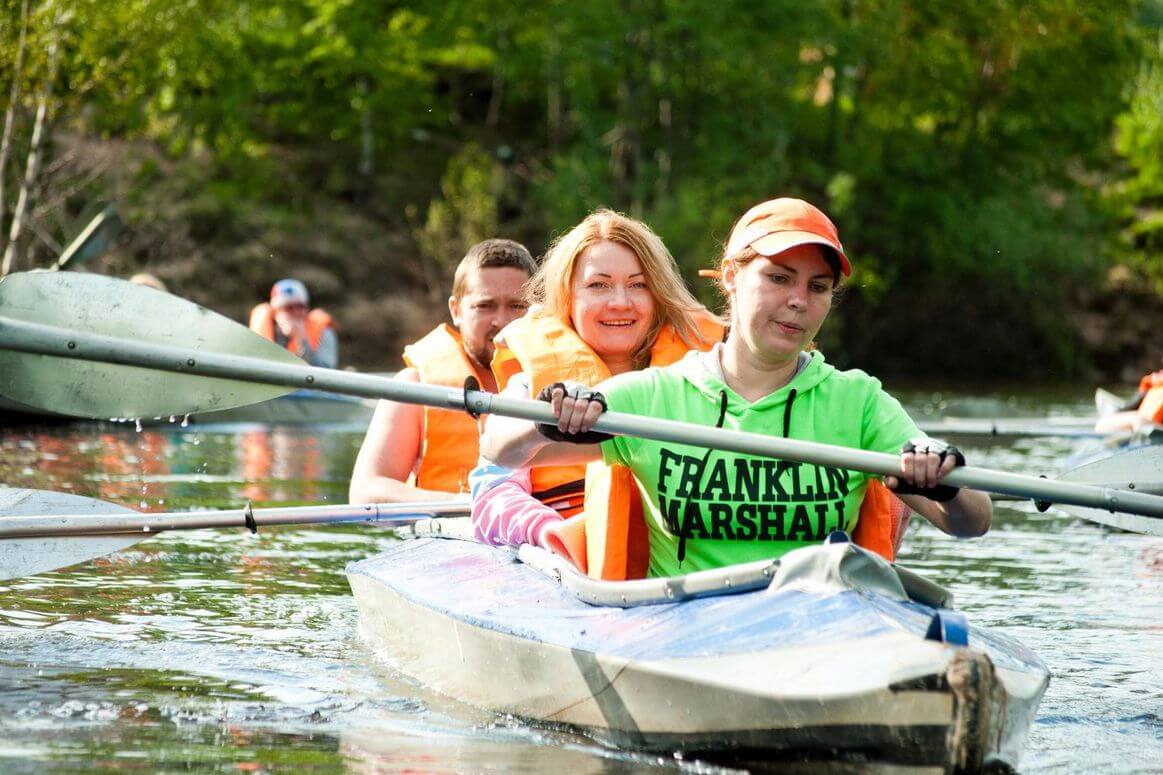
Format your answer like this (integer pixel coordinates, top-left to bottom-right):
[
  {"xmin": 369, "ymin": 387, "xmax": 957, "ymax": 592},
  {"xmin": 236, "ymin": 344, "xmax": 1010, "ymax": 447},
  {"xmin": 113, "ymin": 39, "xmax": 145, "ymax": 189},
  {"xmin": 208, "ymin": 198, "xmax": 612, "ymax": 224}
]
[{"xmin": 464, "ymin": 339, "xmax": 495, "ymax": 369}]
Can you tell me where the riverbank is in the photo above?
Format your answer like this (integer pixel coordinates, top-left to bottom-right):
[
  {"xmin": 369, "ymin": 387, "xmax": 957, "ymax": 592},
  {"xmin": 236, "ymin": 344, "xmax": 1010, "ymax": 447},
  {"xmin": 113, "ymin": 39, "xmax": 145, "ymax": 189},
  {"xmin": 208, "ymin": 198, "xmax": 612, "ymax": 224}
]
[{"xmin": 13, "ymin": 132, "xmax": 1163, "ymax": 383}]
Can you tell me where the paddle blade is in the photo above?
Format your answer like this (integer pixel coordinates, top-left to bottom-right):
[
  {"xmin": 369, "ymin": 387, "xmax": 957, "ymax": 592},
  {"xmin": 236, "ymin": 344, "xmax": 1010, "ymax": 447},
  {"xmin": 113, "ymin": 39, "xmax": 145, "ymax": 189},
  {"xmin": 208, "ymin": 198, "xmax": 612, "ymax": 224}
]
[
  {"xmin": 0, "ymin": 271, "xmax": 299, "ymax": 419},
  {"xmin": 0, "ymin": 488, "xmax": 145, "ymax": 580},
  {"xmin": 52, "ymin": 205, "xmax": 123, "ymax": 271},
  {"xmin": 1094, "ymin": 388, "xmax": 1124, "ymax": 419},
  {"xmin": 1056, "ymin": 445, "xmax": 1163, "ymax": 537}
]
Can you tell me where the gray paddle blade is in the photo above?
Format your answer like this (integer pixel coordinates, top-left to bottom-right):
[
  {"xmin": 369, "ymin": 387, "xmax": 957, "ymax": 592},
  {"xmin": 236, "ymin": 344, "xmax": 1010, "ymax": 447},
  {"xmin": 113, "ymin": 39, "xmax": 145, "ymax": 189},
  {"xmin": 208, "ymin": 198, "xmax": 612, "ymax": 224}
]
[
  {"xmin": 53, "ymin": 205, "xmax": 122, "ymax": 271},
  {"xmin": 0, "ymin": 488, "xmax": 144, "ymax": 580},
  {"xmin": 1056, "ymin": 445, "xmax": 1163, "ymax": 536},
  {"xmin": 0, "ymin": 271, "xmax": 300, "ymax": 419}
]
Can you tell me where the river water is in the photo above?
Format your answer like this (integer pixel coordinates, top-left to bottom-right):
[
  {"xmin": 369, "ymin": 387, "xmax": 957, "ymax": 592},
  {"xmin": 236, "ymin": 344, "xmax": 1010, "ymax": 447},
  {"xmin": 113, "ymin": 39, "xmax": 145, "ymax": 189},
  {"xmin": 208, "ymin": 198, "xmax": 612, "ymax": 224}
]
[{"xmin": 0, "ymin": 389, "xmax": 1160, "ymax": 773}]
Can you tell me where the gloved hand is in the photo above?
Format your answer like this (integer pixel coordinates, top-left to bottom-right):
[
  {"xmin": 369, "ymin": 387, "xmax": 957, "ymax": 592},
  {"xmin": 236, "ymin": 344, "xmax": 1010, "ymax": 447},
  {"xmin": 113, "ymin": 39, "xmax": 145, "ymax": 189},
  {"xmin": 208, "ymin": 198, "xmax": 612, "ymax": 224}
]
[
  {"xmin": 535, "ymin": 382, "xmax": 613, "ymax": 444},
  {"xmin": 885, "ymin": 437, "xmax": 966, "ymax": 502}
]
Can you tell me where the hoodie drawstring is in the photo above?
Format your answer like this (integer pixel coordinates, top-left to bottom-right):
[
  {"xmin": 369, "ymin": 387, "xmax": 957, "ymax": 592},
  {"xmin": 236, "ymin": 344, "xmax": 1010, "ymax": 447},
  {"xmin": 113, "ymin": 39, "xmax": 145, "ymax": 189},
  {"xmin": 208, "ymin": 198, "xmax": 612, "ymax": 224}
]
[
  {"xmin": 676, "ymin": 390, "xmax": 729, "ymax": 564},
  {"xmin": 783, "ymin": 388, "xmax": 797, "ymax": 437},
  {"xmin": 675, "ymin": 387, "xmax": 797, "ymax": 565}
]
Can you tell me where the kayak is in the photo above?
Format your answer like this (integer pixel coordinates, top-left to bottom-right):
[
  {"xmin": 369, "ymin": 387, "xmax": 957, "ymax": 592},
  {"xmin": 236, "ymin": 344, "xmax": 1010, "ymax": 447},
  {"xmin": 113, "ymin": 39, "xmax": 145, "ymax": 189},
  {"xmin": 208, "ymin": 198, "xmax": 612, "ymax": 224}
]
[
  {"xmin": 0, "ymin": 388, "xmax": 376, "ymax": 428},
  {"xmin": 347, "ymin": 521, "xmax": 1049, "ymax": 770},
  {"xmin": 915, "ymin": 416, "xmax": 1103, "ymax": 438}
]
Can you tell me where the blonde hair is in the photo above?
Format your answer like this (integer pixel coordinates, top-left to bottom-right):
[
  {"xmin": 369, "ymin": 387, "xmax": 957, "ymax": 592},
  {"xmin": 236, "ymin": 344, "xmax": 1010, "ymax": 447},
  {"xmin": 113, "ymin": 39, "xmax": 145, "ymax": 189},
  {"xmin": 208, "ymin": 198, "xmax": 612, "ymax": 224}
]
[{"xmin": 527, "ymin": 209, "xmax": 717, "ymax": 365}]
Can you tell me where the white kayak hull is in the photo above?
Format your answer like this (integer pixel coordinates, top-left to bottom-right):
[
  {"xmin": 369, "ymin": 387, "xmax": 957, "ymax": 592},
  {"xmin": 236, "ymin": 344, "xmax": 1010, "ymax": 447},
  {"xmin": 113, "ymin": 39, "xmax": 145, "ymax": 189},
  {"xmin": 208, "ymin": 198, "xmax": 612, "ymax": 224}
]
[{"xmin": 347, "ymin": 536, "xmax": 1047, "ymax": 769}]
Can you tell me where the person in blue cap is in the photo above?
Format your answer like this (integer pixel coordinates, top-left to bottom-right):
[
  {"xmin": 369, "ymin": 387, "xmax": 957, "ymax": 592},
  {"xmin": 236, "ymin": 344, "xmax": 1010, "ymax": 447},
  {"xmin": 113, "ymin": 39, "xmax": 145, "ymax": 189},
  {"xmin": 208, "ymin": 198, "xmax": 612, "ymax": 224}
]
[{"xmin": 248, "ymin": 279, "xmax": 339, "ymax": 368}]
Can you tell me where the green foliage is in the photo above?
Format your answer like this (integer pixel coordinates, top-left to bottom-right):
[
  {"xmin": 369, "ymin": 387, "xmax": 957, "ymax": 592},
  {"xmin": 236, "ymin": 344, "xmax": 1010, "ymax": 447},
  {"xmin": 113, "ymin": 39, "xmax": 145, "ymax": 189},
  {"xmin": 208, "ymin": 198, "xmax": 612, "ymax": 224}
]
[
  {"xmin": 0, "ymin": 0, "xmax": 1158, "ymax": 375},
  {"xmin": 411, "ymin": 142, "xmax": 499, "ymax": 291},
  {"xmin": 1110, "ymin": 30, "xmax": 1163, "ymax": 292}
]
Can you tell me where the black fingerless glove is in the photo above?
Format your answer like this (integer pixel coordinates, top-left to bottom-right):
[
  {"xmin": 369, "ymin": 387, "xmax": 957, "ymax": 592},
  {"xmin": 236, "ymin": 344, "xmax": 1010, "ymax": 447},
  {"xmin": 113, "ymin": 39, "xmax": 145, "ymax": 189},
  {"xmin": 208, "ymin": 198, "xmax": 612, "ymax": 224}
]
[
  {"xmin": 890, "ymin": 439, "xmax": 966, "ymax": 502},
  {"xmin": 535, "ymin": 382, "xmax": 614, "ymax": 444}
]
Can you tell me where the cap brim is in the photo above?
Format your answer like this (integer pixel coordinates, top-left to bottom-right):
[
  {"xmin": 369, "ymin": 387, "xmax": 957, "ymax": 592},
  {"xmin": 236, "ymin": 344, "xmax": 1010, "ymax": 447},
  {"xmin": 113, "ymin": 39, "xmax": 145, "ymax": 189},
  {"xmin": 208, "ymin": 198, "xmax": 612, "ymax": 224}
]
[{"xmin": 751, "ymin": 231, "xmax": 851, "ymax": 277}]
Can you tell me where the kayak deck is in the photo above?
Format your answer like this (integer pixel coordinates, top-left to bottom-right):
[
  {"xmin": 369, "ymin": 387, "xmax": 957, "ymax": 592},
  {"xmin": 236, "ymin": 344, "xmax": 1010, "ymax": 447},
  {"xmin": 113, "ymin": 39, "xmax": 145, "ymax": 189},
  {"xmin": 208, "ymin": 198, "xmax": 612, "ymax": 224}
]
[{"xmin": 347, "ymin": 536, "xmax": 1048, "ymax": 769}]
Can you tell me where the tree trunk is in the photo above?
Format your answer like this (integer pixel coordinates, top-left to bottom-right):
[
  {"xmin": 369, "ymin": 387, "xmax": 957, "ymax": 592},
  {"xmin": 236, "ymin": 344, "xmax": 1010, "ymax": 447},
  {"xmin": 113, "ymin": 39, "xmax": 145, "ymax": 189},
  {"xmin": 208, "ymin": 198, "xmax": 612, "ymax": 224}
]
[
  {"xmin": 485, "ymin": 25, "xmax": 507, "ymax": 129},
  {"xmin": 1, "ymin": 20, "xmax": 58, "ymax": 277},
  {"xmin": 358, "ymin": 78, "xmax": 373, "ymax": 177},
  {"xmin": 0, "ymin": 0, "xmax": 32, "ymax": 254},
  {"xmin": 826, "ymin": 0, "xmax": 853, "ymax": 167},
  {"xmin": 545, "ymin": 34, "xmax": 561, "ymax": 152}
]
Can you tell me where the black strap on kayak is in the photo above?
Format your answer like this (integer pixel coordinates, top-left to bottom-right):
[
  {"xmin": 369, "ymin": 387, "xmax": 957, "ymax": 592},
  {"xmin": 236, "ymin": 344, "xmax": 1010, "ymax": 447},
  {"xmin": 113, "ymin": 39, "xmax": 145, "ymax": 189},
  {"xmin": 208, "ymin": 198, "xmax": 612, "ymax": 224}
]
[
  {"xmin": 243, "ymin": 500, "xmax": 258, "ymax": 534},
  {"xmin": 1035, "ymin": 474, "xmax": 1052, "ymax": 512},
  {"xmin": 531, "ymin": 479, "xmax": 586, "ymax": 511}
]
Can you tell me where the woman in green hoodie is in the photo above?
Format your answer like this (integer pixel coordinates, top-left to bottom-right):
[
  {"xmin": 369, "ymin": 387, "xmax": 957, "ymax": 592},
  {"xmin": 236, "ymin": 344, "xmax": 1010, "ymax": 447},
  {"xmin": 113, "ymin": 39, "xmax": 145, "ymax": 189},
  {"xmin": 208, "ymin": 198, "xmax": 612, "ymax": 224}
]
[{"xmin": 480, "ymin": 197, "xmax": 992, "ymax": 577}]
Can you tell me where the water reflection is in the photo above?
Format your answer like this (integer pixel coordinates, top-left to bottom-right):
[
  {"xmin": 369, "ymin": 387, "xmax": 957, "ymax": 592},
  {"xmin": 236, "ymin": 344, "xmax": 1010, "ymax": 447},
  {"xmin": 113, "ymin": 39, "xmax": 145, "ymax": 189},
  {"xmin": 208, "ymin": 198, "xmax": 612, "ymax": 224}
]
[
  {"xmin": 241, "ymin": 429, "xmax": 327, "ymax": 504},
  {"xmin": 0, "ymin": 395, "xmax": 1161, "ymax": 772},
  {"xmin": 0, "ymin": 423, "xmax": 354, "ymax": 510}
]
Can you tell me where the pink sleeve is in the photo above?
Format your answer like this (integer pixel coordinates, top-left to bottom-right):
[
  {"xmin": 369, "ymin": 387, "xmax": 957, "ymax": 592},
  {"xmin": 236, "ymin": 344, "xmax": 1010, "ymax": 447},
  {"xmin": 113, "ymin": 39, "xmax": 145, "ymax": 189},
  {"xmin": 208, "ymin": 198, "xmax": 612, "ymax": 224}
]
[{"xmin": 471, "ymin": 467, "xmax": 563, "ymax": 547}]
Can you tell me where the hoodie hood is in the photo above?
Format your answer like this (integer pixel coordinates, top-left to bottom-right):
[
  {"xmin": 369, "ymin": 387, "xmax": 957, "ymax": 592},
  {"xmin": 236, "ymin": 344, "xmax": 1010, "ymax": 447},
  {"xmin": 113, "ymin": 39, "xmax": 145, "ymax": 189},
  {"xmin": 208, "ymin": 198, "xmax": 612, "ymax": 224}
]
[{"xmin": 677, "ymin": 348, "xmax": 835, "ymax": 416}]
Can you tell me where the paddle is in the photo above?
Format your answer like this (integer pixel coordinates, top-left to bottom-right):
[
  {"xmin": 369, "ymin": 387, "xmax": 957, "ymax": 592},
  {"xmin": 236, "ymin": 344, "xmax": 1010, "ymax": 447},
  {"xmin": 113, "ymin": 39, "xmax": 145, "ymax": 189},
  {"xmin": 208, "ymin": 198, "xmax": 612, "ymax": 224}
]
[
  {"xmin": 1094, "ymin": 387, "xmax": 1124, "ymax": 418},
  {"xmin": 50, "ymin": 205, "xmax": 123, "ymax": 272},
  {"xmin": 0, "ymin": 487, "xmax": 469, "ymax": 581},
  {"xmin": 1054, "ymin": 445, "xmax": 1163, "ymax": 537},
  {"xmin": 2, "ymin": 271, "xmax": 1163, "ymax": 523}
]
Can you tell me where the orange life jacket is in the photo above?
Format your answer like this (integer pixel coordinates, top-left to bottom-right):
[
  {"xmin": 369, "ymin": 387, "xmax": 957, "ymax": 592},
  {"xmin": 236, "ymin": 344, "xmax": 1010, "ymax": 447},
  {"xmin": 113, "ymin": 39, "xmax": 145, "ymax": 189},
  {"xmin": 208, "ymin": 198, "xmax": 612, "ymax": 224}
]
[
  {"xmin": 1138, "ymin": 370, "xmax": 1163, "ymax": 424},
  {"xmin": 492, "ymin": 312, "xmax": 725, "ymax": 577},
  {"xmin": 1138, "ymin": 370, "xmax": 1163, "ymax": 392},
  {"xmin": 402, "ymin": 324, "xmax": 491, "ymax": 494},
  {"xmin": 851, "ymin": 479, "xmax": 912, "ymax": 563},
  {"xmin": 249, "ymin": 303, "xmax": 334, "ymax": 355}
]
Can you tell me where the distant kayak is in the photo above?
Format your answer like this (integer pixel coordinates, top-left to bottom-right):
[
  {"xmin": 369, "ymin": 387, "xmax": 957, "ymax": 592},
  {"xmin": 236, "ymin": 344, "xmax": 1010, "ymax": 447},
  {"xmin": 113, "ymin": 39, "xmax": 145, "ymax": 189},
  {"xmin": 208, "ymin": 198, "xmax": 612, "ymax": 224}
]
[{"xmin": 0, "ymin": 388, "xmax": 376, "ymax": 428}]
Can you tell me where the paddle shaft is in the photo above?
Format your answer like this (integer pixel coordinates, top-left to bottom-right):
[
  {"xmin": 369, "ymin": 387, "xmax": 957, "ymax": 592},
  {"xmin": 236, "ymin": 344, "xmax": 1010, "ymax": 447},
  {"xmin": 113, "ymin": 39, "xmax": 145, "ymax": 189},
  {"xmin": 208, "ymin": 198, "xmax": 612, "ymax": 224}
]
[
  {"xmin": 0, "ymin": 499, "xmax": 468, "ymax": 539},
  {"xmin": 4, "ymin": 315, "xmax": 1163, "ymax": 519},
  {"xmin": 52, "ymin": 207, "xmax": 121, "ymax": 271},
  {"xmin": 915, "ymin": 418, "xmax": 1104, "ymax": 439}
]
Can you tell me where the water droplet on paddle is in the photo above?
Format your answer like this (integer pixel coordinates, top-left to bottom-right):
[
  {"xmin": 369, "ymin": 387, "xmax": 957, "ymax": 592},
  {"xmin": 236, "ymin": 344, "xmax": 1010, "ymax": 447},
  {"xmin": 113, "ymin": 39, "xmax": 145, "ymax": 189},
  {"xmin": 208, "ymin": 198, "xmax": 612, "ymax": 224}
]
[
  {"xmin": 135, "ymin": 419, "xmax": 142, "ymax": 433},
  {"xmin": 180, "ymin": 415, "xmax": 190, "ymax": 428}
]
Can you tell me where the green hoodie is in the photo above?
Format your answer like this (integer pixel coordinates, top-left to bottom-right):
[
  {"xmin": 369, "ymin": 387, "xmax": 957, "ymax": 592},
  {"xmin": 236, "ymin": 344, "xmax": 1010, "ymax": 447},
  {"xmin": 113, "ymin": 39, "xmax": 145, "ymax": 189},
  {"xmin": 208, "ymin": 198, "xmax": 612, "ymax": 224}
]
[{"xmin": 600, "ymin": 350, "xmax": 918, "ymax": 577}]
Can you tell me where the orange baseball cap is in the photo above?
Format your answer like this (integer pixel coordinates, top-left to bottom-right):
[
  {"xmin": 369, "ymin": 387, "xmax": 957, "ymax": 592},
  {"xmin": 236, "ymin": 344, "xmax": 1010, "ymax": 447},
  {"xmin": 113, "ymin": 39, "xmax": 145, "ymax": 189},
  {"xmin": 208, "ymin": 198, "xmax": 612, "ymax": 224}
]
[{"xmin": 725, "ymin": 198, "xmax": 850, "ymax": 277}]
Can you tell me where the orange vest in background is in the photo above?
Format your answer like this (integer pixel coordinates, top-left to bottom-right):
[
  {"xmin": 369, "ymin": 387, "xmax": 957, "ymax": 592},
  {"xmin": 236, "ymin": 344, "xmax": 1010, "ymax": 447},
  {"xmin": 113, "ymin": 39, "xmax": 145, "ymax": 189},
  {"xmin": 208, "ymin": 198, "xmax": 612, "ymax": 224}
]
[
  {"xmin": 1138, "ymin": 370, "xmax": 1163, "ymax": 424},
  {"xmin": 492, "ymin": 312, "xmax": 725, "ymax": 579},
  {"xmin": 249, "ymin": 303, "xmax": 334, "ymax": 355},
  {"xmin": 403, "ymin": 324, "xmax": 491, "ymax": 494}
]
